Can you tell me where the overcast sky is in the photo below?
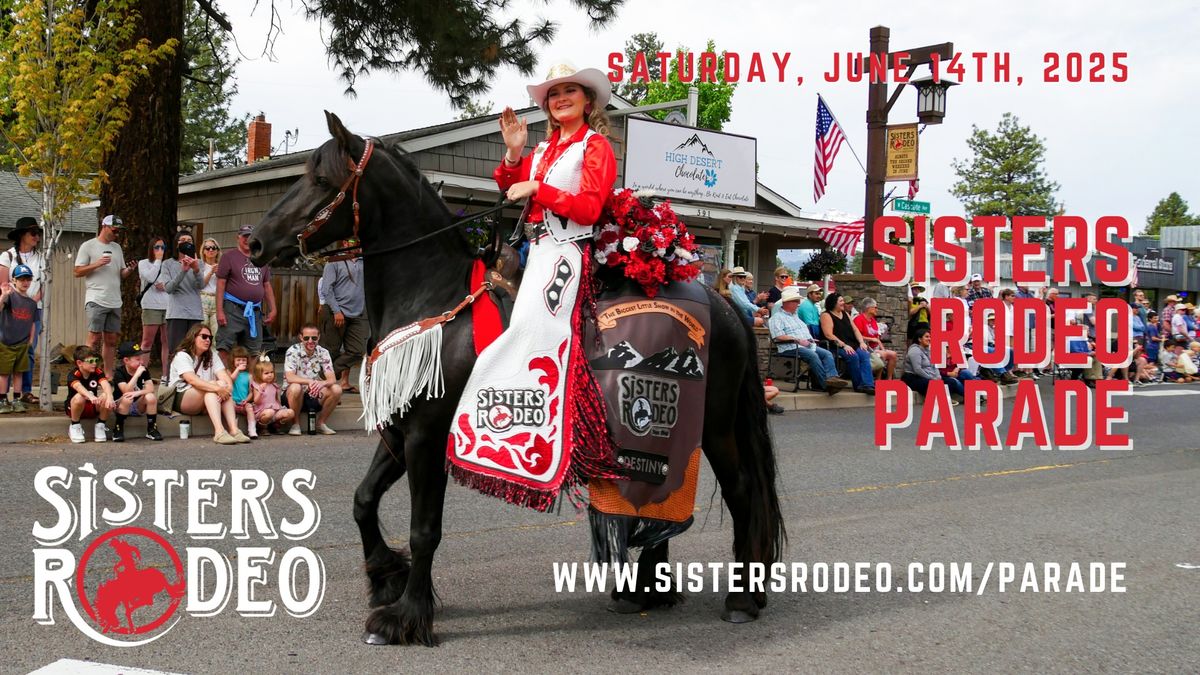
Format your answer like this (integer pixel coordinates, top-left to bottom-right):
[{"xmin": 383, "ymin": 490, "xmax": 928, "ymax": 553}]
[{"xmin": 224, "ymin": 0, "xmax": 1197, "ymax": 232}]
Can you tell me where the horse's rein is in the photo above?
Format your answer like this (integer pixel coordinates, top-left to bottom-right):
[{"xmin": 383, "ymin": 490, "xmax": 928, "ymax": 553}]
[
  {"xmin": 297, "ymin": 139, "xmax": 375, "ymax": 261},
  {"xmin": 311, "ymin": 198, "xmax": 518, "ymax": 263},
  {"xmin": 295, "ymin": 135, "xmax": 517, "ymax": 264}
]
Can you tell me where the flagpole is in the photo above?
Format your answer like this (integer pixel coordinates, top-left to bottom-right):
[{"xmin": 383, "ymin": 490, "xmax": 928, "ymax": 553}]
[{"xmin": 818, "ymin": 93, "xmax": 867, "ymax": 174}]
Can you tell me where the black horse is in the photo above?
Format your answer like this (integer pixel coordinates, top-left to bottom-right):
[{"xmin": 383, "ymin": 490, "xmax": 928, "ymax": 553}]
[{"xmin": 249, "ymin": 112, "xmax": 785, "ymax": 646}]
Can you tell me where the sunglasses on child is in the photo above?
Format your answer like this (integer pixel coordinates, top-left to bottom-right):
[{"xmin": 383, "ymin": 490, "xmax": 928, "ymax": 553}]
[
  {"xmin": 84, "ymin": 357, "xmax": 102, "ymax": 364},
  {"xmin": 301, "ymin": 335, "xmax": 320, "ymax": 342}
]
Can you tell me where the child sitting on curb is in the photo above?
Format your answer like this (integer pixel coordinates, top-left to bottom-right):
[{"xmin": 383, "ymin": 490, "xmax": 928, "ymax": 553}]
[
  {"xmin": 229, "ymin": 346, "xmax": 257, "ymax": 438},
  {"xmin": 111, "ymin": 340, "xmax": 163, "ymax": 441},
  {"xmin": 66, "ymin": 345, "xmax": 115, "ymax": 443},
  {"xmin": 250, "ymin": 356, "xmax": 293, "ymax": 434}
]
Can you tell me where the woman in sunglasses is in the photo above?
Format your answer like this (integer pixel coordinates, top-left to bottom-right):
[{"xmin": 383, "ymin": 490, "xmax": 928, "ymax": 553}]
[
  {"xmin": 168, "ymin": 323, "xmax": 247, "ymax": 444},
  {"xmin": 163, "ymin": 231, "xmax": 205, "ymax": 357},
  {"xmin": 137, "ymin": 237, "xmax": 170, "ymax": 370},
  {"xmin": 766, "ymin": 266, "xmax": 793, "ymax": 308},
  {"xmin": 199, "ymin": 238, "xmax": 221, "ymax": 334}
]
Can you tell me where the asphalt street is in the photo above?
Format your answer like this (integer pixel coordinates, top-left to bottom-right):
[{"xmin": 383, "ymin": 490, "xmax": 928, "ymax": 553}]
[{"xmin": 2, "ymin": 383, "xmax": 1198, "ymax": 673}]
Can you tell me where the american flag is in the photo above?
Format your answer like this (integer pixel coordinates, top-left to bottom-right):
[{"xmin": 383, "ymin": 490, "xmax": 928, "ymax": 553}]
[
  {"xmin": 818, "ymin": 219, "xmax": 865, "ymax": 256},
  {"xmin": 907, "ymin": 179, "xmax": 919, "ymax": 199},
  {"xmin": 813, "ymin": 96, "xmax": 846, "ymax": 203}
]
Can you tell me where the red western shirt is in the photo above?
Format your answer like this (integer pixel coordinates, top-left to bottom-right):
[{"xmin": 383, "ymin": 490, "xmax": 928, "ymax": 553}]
[{"xmin": 493, "ymin": 124, "xmax": 616, "ymax": 226}]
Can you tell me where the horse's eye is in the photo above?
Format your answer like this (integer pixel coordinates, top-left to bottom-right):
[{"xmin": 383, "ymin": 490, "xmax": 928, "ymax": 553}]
[{"xmin": 314, "ymin": 175, "xmax": 330, "ymax": 189}]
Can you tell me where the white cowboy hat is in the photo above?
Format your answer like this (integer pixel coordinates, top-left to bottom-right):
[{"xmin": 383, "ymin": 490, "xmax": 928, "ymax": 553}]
[
  {"xmin": 527, "ymin": 62, "xmax": 612, "ymax": 112},
  {"xmin": 780, "ymin": 287, "xmax": 804, "ymax": 303},
  {"xmin": 729, "ymin": 266, "xmax": 748, "ymax": 276}
]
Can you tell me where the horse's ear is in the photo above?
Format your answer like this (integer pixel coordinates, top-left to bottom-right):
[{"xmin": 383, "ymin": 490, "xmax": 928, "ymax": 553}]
[{"xmin": 325, "ymin": 111, "xmax": 354, "ymax": 152}]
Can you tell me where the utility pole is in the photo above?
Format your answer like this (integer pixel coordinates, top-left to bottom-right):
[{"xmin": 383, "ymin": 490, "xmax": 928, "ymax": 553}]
[{"xmin": 861, "ymin": 27, "xmax": 954, "ymax": 271}]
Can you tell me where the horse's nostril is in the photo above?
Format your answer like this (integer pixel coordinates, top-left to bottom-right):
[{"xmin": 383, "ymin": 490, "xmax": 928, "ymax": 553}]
[{"xmin": 248, "ymin": 238, "xmax": 262, "ymax": 256}]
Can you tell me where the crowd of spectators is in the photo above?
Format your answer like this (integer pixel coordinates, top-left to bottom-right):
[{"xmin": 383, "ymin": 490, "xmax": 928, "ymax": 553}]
[
  {"xmin": 733, "ymin": 266, "xmax": 1200, "ymax": 407},
  {"xmin": 0, "ymin": 216, "xmax": 368, "ymax": 445}
]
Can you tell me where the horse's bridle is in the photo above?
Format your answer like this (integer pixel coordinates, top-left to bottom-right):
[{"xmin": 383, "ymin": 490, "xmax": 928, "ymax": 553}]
[
  {"xmin": 296, "ymin": 138, "xmax": 375, "ymax": 261},
  {"xmin": 294, "ymin": 137, "xmax": 516, "ymax": 264}
]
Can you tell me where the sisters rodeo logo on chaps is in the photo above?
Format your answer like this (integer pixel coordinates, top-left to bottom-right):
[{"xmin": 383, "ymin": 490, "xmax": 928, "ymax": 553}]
[{"xmin": 30, "ymin": 463, "xmax": 326, "ymax": 646}]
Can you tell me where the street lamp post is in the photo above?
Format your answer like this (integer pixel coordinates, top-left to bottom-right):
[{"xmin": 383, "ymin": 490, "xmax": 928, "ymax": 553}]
[{"xmin": 860, "ymin": 26, "xmax": 954, "ymax": 272}]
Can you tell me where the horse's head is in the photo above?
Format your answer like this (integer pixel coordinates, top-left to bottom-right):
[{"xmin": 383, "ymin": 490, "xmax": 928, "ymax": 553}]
[{"xmin": 249, "ymin": 111, "xmax": 373, "ymax": 267}]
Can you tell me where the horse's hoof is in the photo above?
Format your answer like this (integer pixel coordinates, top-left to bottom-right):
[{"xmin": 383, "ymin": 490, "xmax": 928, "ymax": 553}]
[
  {"xmin": 721, "ymin": 608, "xmax": 759, "ymax": 624},
  {"xmin": 363, "ymin": 631, "xmax": 389, "ymax": 645},
  {"xmin": 607, "ymin": 597, "xmax": 645, "ymax": 614}
]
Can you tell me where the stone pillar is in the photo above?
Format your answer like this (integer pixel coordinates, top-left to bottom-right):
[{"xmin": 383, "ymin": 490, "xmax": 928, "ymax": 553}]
[
  {"xmin": 723, "ymin": 223, "xmax": 739, "ymax": 268},
  {"xmin": 832, "ymin": 273, "xmax": 912, "ymax": 373}
]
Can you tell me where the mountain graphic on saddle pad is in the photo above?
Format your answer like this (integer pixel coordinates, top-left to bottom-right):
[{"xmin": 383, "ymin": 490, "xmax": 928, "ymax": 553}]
[
  {"xmin": 632, "ymin": 346, "xmax": 705, "ymax": 380},
  {"xmin": 590, "ymin": 341, "xmax": 644, "ymax": 370}
]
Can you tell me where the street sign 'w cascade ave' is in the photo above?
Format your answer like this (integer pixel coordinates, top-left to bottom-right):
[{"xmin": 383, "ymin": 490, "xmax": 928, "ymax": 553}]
[{"xmin": 893, "ymin": 199, "xmax": 930, "ymax": 214}]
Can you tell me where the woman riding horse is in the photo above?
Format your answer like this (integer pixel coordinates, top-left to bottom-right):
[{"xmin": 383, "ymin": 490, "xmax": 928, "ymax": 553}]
[
  {"xmin": 447, "ymin": 63, "xmax": 624, "ymax": 507},
  {"xmin": 246, "ymin": 69, "xmax": 784, "ymax": 647}
]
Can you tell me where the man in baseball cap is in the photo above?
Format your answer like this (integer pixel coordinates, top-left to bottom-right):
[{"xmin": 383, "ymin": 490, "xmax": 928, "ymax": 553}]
[
  {"xmin": 75, "ymin": 214, "xmax": 135, "ymax": 374},
  {"xmin": 966, "ymin": 272, "xmax": 992, "ymax": 308},
  {"xmin": 216, "ymin": 223, "xmax": 278, "ymax": 360}
]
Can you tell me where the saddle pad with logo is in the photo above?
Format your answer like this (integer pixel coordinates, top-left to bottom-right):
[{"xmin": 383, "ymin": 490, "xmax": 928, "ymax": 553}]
[{"xmin": 586, "ymin": 279, "xmax": 710, "ymax": 522}]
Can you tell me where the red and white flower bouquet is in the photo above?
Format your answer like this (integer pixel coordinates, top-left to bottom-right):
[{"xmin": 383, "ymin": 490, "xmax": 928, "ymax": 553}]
[{"xmin": 593, "ymin": 188, "xmax": 700, "ymax": 298}]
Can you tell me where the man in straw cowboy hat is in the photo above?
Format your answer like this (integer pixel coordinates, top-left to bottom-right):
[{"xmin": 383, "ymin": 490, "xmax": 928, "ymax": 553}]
[{"xmin": 768, "ymin": 286, "xmax": 850, "ymax": 395}]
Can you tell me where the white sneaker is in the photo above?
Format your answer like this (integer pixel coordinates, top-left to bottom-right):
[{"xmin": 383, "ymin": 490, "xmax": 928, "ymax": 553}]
[
  {"xmin": 68, "ymin": 423, "xmax": 86, "ymax": 444},
  {"xmin": 288, "ymin": 424, "xmax": 302, "ymax": 436},
  {"xmin": 94, "ymin": 422, "xmax": 108, "ymax": 443},
  {"xmin": 316, "ymin": 423, "xmax": 337, "ymax": 435}
]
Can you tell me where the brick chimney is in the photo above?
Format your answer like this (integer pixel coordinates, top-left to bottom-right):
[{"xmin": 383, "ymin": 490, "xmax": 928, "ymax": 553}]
[{"xmin": 247, "ymin": 113, "xmax": 272, "ymax": 163}]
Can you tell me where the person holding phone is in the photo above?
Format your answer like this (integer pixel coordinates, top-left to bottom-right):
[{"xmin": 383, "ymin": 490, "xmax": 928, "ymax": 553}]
[{"xmin": 74, "ymin": 215, "xmax": 136, "ymax": 374}]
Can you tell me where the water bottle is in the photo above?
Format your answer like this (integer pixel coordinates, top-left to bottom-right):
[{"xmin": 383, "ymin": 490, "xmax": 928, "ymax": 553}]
[
  {"xmin": 306, "ymin": 410, "xmax": 317, "ymax": 435},
  {"xmin": 179, "ymin": 419, "xmax": 190, "ymax": 440}
]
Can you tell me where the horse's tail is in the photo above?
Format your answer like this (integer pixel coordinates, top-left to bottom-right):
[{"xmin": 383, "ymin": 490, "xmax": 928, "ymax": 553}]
[{"xmin": 734, "ymin": 334, "xmax": 786, "ymax": 567}]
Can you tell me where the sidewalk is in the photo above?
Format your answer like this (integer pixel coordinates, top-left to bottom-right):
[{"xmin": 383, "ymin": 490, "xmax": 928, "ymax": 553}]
[{"xmin": 2, "ymin": 381, "xmax": 1030, "ymax": 444}]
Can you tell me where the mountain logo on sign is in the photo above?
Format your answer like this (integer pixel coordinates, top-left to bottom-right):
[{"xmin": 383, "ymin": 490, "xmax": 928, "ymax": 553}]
[
  {"xmin": 633, "ymin": 346, "xmax": 705, "ymax": 379},
  {"xmin": 674, "ymin": 134, "xmax": 714, "ymax": 157},
  {"xmin": 590, "ymin": 341, "xmax": 644, "ymax": 370}
]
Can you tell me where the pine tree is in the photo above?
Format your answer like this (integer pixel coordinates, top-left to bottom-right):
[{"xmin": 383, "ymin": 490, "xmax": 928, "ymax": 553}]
[
  {"xmin": 617, "ymin": 32, "xmax": 665, "ymax": 104},
  {"xmin": 180, "ymin": 1, "xmax": 248, "ymax": 174},
  {"xmin": 951, "ymin": 113, "xmax": 1061, "ymax": 242},
  {"xmin": 1144, "ymin": 192, "xmax": 1200, "ymax": 236}
]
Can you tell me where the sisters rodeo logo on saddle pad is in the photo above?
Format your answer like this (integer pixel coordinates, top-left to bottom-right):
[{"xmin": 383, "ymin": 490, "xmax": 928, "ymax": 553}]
[{"xmin": 586, "ymin": 279, "xmax": 711, "ymax": 530}]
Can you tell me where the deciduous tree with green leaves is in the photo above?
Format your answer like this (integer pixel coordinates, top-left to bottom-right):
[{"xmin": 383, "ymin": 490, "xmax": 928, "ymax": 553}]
[
  {"xmin": 640, "ymin": 40, "xmax": 737, "ymax": 131},
  {"xmin": 1143, "ymin": 192, "xmax": 1200, "ymax": 236},
  {"xmin": 0, "ymin": 0, "xmax": 175, "ymax": 409},
  {"xmin": 951, "ymin": 113, "xmax": 1061, "ymax": 242}
]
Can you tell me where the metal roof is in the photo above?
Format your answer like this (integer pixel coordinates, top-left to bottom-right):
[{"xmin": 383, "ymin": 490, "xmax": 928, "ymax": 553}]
[{"xmin": 0, "ymin": 171, "xmax": 97, "ymax": 237}]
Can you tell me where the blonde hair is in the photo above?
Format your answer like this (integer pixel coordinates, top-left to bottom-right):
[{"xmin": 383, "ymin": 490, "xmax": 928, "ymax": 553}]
[
  {"xmin": 201, "ymin": 237, "xmax": 221, "ymax": 264},
  {"xmin": 252, "ymin": 359, "xmax": 275, "ymax": 384},
  {"xmin": 715, "ymin": 268, "xmax": 733, "ymax": 298},
  {"xmin": 544, "ymin": 85, "xmax": 612, "ymax": 138}
]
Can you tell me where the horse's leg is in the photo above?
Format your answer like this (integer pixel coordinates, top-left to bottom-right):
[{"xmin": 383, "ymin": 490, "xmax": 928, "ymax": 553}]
[
  {"xmin": 610, "ymin": 540, "xmax": 684, "ymax": 613},
  {"xmin": 364, "ymin": 428, "xmax": 447, "ymax": 646},
  {"xmin": 701, "ymin": 426, "xmax": 761, "ymax": 623},
  {"xmin": 354, "ymin": 425, "xmax": 411, "ymax": 608}
]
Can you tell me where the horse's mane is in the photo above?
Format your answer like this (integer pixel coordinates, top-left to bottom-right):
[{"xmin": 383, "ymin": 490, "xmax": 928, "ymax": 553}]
[{"xmin": 306, "ymin": 136, "xmax": 453, "ymax": 223}]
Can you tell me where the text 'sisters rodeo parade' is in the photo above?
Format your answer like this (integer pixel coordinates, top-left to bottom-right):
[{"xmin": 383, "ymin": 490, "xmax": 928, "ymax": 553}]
[{"xmin": 874, "ymin": 215, "xmax": 1135, "ymax": 452}]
